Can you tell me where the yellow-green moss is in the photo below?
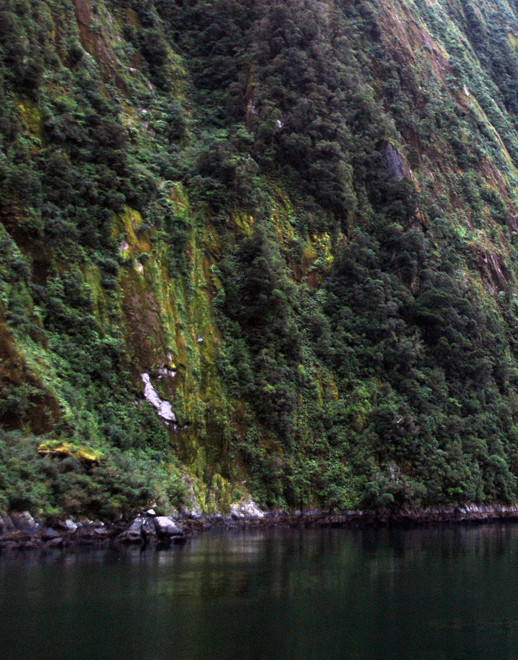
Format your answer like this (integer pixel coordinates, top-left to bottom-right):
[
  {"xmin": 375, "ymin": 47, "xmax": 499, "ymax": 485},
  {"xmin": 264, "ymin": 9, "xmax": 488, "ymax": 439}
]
[
  {"xmin": 38, "ymin": 440, "xmax": 102, "ymax": 463},
  {"xmin": 271, "ymin": 186, "xmax": 296, "ymax": 246},
  {"xmin": 231, "ymin": 211, "xmax": 254, "ymax": 236},
  {"xmin": 17, "ymin": 99, "xmax": 42, "ymax": 138},
  {"xmin": 113, "ymin": 206, "xmax": 150, "ymax": 254}
]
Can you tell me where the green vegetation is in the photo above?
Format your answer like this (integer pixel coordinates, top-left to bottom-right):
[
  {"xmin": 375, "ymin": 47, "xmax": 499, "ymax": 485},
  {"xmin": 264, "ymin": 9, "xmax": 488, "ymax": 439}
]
[{"xmin": 4, "ymin": 0, "xmax": 518, "ymax": 518}]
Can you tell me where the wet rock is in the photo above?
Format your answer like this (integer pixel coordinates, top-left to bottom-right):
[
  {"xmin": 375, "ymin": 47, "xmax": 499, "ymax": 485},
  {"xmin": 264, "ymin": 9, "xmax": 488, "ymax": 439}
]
[
  {"xmin": 46, "ymin": 536, "xmax": 64, "ymax": 549},
  {"xmin": 132, "ymin": 516, "xmax": 156, "ymax": 534},
  {"xmin": 117, "ymin": 515, "xmax": 157, "ymax": 544},
  {"xmin": 129, "ymin": 517, "xmax": 144, "ymax": 532},
  {"xmin": 10, "ymin": 511, "xmax": 39, "ymax": 532},
  {"xmin": 41, "ymin": 528, "xmax": 59, "ymax": 541},
  {"xmin": 117, "ymin": 517, "xmax": 145, "ymax": 544},
  {"xmin": 304, "ymin": 509, "xmax": 320, "ymax": 517},
  {"xmin": 116, "ymin": 529, "xmax": 141, "ymax": 544},
  {"xmin": 230, "ymin": 499, "xmax": 265, "ymax": 520},
  {"xmin": 63, "ymin": 519, "xmax": 78, "ymax": 534},
  {"xmin": 180, "ymin": 507, "xmax": 201, "ymax": 520},
  {"xmin": 155, "ymin": 516, "xmax": 183, "ymax": 538},
  {"xmin": 145, "ymin": 509, "xmax": 157, "ymax": 517},
  {"xmin": 94, "ymin": 527, "xmax": 109, "ymax": 537}
]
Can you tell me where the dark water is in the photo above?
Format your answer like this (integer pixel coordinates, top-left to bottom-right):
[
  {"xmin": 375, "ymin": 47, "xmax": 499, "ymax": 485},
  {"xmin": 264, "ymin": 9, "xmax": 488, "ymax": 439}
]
[{"xmin": 2, "ymin": 526, "xmax": 518, "ymax": 659}]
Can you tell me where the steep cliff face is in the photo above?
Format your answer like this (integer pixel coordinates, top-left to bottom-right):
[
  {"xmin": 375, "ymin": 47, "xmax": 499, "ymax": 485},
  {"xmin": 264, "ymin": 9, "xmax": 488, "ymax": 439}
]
[{"xmin": 3, "ymin": 0, "xmax": 518, "ymax": 517}]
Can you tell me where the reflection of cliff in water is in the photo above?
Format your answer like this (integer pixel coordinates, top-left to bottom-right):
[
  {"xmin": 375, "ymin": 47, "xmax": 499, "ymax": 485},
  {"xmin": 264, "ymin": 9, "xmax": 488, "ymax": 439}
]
[{"xmin": 2, "ymin": 526, "xmax": 518, "ymax": 658}]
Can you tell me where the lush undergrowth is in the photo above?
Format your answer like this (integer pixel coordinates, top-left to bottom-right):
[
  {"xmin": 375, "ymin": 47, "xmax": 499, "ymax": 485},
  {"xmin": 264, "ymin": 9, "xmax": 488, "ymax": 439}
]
[{"xmin": 3, "ymin": 0, "xmax": 518, "ymax": 518}]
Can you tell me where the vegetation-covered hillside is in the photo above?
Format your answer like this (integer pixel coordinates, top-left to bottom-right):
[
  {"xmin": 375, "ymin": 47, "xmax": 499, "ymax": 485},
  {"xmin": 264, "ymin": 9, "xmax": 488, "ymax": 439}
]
[{"xmin": 3, "ymin": 0, "xmax": 518, "ymax": 518}]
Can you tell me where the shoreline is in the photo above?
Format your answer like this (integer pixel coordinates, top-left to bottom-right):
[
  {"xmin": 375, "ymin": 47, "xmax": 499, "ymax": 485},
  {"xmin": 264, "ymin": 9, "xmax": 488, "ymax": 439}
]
[{"xmin": 3, "ymin": 504, "xmax": 518, "ymax": 553}]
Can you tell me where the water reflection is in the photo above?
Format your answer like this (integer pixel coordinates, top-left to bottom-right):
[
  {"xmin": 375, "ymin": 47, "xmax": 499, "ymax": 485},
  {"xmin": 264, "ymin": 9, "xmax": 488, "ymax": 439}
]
[{"xmin": 2, "ymin": 525, "xmax": 518, "ymax": 658}]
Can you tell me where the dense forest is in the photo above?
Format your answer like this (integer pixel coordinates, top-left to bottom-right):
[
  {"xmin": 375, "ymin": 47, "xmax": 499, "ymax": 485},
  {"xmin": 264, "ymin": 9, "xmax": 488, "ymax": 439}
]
[{"xmin": 3, "ymin": 0, "xmax": 518, "ymax": 518}]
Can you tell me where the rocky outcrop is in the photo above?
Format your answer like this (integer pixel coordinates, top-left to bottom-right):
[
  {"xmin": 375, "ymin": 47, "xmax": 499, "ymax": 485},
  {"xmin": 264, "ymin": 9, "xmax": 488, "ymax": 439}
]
[
  {"xmin": 116, "ymin": 512, "xmax": 185, "ymax": 545},
  {"xmin": 155, "ymin": 516, "xmax": 183, "ymax": 538},
  {"xmin": 303, "ymin": 504, "xmax": 518, "ymax": 528},
  {"xmin": 4, "ymin": 504, "xmax": 518, "ymax": 555},
  {"xmin": 0, "ymin": 514, "xmax": 126, "ymax": 551},
  {"xmin": 10, "ymin": 511, "xmax": 41, "ymax": 533},
  {"xmin": 63, "ymin": 519, "xmax": 78, "ymax": 534},
  {"xmin": 383, "ymin": 142, "xmax": 414, "ymax": 181},
  {"xmin": 116, "ymin": 516, "xmax": 151, "ymax": 544},
  {"xmin": 141, "ymin": 373, "xmax": 177, "ymax": 427},
  {"xmin": 230, "ymin": 499, "xmax": 265, "ymax": 520}
]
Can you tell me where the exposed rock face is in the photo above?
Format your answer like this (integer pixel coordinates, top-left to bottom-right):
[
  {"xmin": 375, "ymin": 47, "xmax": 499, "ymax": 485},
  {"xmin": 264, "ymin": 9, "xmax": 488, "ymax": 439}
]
[
  {"xmin": 41, "ymin": 527, "xmax": 59, "ymax": 540},
  {"xmin": 117, "ymin": 515, "xmax": 156, "ymax": 543},
  {"xmin": 116, "ymin": 513, "xmax": 185, "ymax": 544},
  {"xmin": 72, "ymin": 0, "xmax": 91, "ymax": 27},
  {"xmin": 230, "ymin": 499, "xmax": 265, "ymax": 520},
  {"xmin": 383, "ymin": 143, "xmax": 413, "ymax": 181},
  {"xmin": 157, "ymin": 366, "xmax": 176, "ymax": 379},
  {"xmin": 141, "ymin": 373, "xmax": 177, "ymax": 424},
  {"xmin": 182, "ymin": 506, "xmax": 202, "ymax": 520},
  {"xmin": 155, "ymin": 516, "xmax": 183, "ymax": 538},
  {"xmin": 10, "ymin": 511, "xmax": 39, "ymax": 532}
]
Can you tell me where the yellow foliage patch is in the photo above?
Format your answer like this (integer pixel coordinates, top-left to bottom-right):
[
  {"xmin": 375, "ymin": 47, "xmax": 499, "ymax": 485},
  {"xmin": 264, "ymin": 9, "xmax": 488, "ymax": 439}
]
[
  {"xmin": 38, "ymin": 441, "xmax": 102, "ymax": 463},
  {"xmin": 113, "ymin": 206, "xmax": 151, "ymax": 256},
  {"xmin": 17, "ymin": 100, "xmax": 42, "ymax": 138}
]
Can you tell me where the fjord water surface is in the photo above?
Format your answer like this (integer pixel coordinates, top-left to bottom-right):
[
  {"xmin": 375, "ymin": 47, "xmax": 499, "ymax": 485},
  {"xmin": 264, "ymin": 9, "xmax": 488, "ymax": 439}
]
[{"xmin": 2, "ymin": 525, "xmax": 518, "ymax": 659}]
